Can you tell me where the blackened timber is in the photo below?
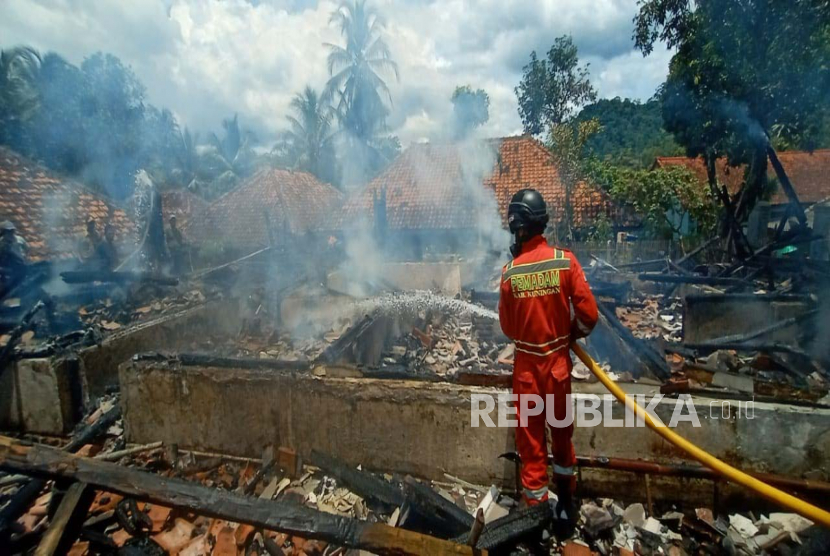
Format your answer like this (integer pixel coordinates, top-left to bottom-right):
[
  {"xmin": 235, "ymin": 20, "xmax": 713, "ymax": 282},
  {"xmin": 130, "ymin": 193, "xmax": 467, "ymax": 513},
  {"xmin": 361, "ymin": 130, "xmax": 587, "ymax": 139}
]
[
  {"xmin": 596, "ymin": 301, "xmax": 670, "ymax": 380},
  {"xmin": 316, "ymin": 315, "xmax": 376, "ymax": 365},
  {"xmin": 0, "ymin": 405, "xmax": 121, "ymax": 536},
  {"xmin": 310, "ymin": 450, "xmax": 405, "ymax": 509},
  {"xmin": 60, "ymin": 271, "xmax": 178, "ymax": 286},
  {"xmin": 402, "ymin": 476, "xmax": 474, "ymax": 538},
  {"xmin": 0, "ymin": 437, "xmax": 478, "ymax": 556},
  {"xmin": 175, "ymin": 353, "xmax": 310, "ymax": 371},
  {"xmin": 767, "ymin": 146, "xmax": 808, "ymax": 228},
  {"xmin": 684, "ymin": 341, "xmax": 812, "ymax": 358},
  {"xmin": 638, "ymin": 273, "xmax": 748, "ymax": 287},
  {"xmin": 674, "ymin": 236, "xmax": 718, "ymax": 267},
  {"xmin": 698, "ymin": 309, "xmax": 818, "ymax": 347},
  {"xmin": 0, "ymin": 300, "xmax": 45, "ymax": 378},
  {"xmin": 361, "ymin": 365, "xmax": 443, "ymax": 382},
  {"xmin": 34, "ymin": 482, "xmax": 96, "ymax": 556},
  {"xmin": 452, "ymin": 502, "xmax": 551, "ymax": 551}
]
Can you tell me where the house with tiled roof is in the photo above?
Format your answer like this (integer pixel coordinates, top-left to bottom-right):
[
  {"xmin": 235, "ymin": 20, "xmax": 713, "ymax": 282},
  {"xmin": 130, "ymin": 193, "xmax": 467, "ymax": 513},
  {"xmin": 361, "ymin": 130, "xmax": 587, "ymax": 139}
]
[
  {"xmin": 185, "ymin": 168, "xmax": 343, "ymax": 253},
  {"xmin": 332, "ymin": 136, "xmax": 632, "ymax": 253},
  {"xmin": 0, "ymin": 147, "xmax": 135, "ymax": 261},
  {"xmin": 653, "ymin": 150, "xmax": 830, "ymax": 207}
]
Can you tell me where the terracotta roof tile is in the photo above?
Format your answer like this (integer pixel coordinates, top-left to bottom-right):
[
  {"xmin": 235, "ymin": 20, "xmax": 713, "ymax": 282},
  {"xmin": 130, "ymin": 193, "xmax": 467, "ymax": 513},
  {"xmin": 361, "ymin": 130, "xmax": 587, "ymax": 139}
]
[
  {"xmin": 186, "ymin": 168, "xmax": 343, "ymax": 249},
  {"xmin": 0, "ymin": 147, "xmax": 136, "ymax": 261},
  {"xmin": 654, "ymin": 150, "xmax": 830, "ymax": 204},
  {"xmin": 333, "ymin": 136, "xmax": 630, "ymax": 230}
]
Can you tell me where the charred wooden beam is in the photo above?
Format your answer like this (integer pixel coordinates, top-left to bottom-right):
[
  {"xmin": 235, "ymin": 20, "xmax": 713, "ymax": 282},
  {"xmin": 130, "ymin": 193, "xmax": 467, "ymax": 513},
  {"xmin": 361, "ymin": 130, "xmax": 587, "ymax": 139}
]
[
  {"xmin": 316, "ymin": 315, "xmax": 376, "ymax": 365},
  {"xmin": 684, "ymin": 341, "xmax": 811, "ymax": 358},
  {"xmin": 638, "ymin": 273, "xmax": 748, "ymax": 287},
  {"xmin": 767, "ymin": 146, "xmax": 808, "ymax": 228},
  {"xmin": 34, "ymin": 481, "xmax": 96, "ymax": 556},
  {"xmin": 310, "ymin": 450, "xmax": 404, "ymax": 510},
  {"xmin": 60, "ymin": 271, "xmax": 178, "ymax": 286},
  {"xmin": 402, "ymin": 477, "xmax": 474, "ymax": 538},
  {"xmin": 453, "ymin": 502, "xmax": 551, "ymax": 551},
  {"xmin": 0, "ymin": 437, "xmax": 477, "ymax": 556},
  {"xmin": 0, "ymin": 405, "xmax": 121, "ymax": 536},
  {"xmin": 175, "ymin": 353, "xmax": 311, "ymax": 371},
  {"xmin": 698, "ymin": 309, "xmax": 818, "ymax": 347},
  {"xmin": 0, "ymin": 300, "xmax": 44, "ymax": 379},
  {"xmin": 596, "ymin": 301, "xmax": 670, "ymax": 380}
]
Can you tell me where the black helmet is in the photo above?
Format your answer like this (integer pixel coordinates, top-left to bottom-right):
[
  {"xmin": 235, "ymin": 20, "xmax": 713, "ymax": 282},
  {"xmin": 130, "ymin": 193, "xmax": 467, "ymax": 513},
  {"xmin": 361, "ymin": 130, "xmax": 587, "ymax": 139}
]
[{"xmin": 508, "ymin": 189, "xmax": 549, "ymax": 234}]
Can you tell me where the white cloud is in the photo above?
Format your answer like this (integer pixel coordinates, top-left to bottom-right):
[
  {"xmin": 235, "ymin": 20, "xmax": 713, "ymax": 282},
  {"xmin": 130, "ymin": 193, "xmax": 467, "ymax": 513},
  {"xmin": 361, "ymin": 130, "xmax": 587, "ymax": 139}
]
[{"xmin": 0, "ymin": 0, "xmax": 671, "ymax": 146}]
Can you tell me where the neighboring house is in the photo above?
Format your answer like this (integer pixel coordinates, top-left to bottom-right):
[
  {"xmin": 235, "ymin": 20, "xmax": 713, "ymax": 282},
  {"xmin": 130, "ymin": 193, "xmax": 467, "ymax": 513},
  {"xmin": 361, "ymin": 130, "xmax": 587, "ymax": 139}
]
[
  {"xmin": 653, "ymin": 150, "xmax": 830, "ymax": 210},
  {"xmin": 0, "ymin": 147, "xmax": 135, "ymax": 261},
  {"xmin": 332, "ymin": 136, "xmax": 631, "ymax": 256},
  {"xmin": 186, "ymin": 167, "xmax": 343, "ymax": 254}
]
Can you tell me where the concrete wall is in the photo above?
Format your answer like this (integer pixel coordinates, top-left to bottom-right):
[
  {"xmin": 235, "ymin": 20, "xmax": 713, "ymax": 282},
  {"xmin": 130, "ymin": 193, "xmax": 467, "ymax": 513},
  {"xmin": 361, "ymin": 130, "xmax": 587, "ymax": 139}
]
[
  {"xmin": 80, "ymin": 299, "xmax": 241, "ymax": 398},
  {"xmin": 0, "ymin": 357, "xmax": 81, "ymax": 434},
  {"xmin": 120, "ymin": 362, "xmax": 830, "ymax": 506},
  {"xmin": 683, "ymin": 294, "xmax": 815, "ymax": 344},
  {"xmin": 0, "ymin": 300, "xmax": 241, "ymax": 435}
]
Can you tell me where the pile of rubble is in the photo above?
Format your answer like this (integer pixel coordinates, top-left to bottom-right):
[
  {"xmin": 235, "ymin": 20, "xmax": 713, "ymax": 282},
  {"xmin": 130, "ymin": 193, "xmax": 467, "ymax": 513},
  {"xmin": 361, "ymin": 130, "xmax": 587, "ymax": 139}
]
[
  {"xmin": 377, "ymin": 311, "xmax": 512, "ymax": 379},
  {"xmin": 614, "ymin": 296, "xmax": 683, "ymax": 344}
]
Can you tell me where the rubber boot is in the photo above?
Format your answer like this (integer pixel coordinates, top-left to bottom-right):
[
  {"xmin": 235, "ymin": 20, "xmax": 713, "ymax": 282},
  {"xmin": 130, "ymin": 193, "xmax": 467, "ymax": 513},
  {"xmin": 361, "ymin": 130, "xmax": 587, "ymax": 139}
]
[{"xmin": 553, "ymin": 479, "xmax": 576, "ymax": 540}]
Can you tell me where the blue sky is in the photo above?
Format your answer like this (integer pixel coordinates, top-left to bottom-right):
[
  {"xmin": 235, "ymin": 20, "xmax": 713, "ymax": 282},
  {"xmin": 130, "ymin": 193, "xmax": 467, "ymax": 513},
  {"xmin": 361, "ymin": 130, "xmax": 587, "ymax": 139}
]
[{"xmin": 0, "ymin": 0, "xmax": 674, "ymax": 146}]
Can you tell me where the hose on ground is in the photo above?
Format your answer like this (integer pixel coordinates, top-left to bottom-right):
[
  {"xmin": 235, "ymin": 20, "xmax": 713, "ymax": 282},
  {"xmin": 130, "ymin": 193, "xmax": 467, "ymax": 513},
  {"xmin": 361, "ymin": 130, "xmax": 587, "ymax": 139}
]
[{"xmin": 570, "ymin": 342, "xmax": 830, "ymax": 528}]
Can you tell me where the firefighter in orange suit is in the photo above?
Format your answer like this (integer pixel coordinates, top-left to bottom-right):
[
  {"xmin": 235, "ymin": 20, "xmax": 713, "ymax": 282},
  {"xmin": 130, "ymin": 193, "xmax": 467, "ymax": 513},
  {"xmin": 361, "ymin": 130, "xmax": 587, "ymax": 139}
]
[{"xmin": 498, "ymin": 189, "xmax": 598, "ymax": 529}]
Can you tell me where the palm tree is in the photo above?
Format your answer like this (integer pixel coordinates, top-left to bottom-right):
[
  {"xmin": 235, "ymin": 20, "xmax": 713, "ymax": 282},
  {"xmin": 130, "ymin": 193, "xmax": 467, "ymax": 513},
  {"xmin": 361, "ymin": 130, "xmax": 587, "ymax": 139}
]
[
  {"xmin": 324, "ymin": 0, "xmax": 398, "ymax": 141},
  {"xmin": 201, "ymin": 114, "xmax": 257, "ymax": 198},
  {"xmin": 277, "ymin": 86, "xmax": 332, "ymax": 178},
  {"xmin": 0, "ymin": 46, "xmax": 42, "ymax": 144},
  {"xmin": 171, "ymin": 126, "xmax": 203, "ymax": 190}
]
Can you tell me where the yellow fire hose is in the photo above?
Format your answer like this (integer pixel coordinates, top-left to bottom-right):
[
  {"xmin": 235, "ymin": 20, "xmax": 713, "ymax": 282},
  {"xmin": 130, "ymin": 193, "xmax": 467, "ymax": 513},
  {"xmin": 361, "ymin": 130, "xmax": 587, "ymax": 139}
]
[{"xmin": 570, "ymin": 342, "xmax": 830, "ymax": 528}]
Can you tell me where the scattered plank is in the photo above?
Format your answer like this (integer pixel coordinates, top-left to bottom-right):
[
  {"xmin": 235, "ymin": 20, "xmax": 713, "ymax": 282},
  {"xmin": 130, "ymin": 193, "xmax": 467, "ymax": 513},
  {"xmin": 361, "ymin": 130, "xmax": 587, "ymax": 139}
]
[
  {"xmin": 0, "ymin": 436, "xmax": 480, "ymax": 556},
  {"xmin": 34, "ymin": 481, "xmax": 96, "ymax": 556},
  {"xmin": 0, "ymin": 300, "xmax": 45, "ymax": 379},
  {"xmin": 402, "ymin": 476, "xmax": 474, "ymax": 538},
  {"xmin": 310, "ymin": 450, "xmax": 405, "ymax": 510},
  {"xmin": 638, "ymin": 273, "xmax": 748, "ymax": 287},
  {"xmin": 60, "ymin": 271, "xmax": 178, "ymax": 286}
]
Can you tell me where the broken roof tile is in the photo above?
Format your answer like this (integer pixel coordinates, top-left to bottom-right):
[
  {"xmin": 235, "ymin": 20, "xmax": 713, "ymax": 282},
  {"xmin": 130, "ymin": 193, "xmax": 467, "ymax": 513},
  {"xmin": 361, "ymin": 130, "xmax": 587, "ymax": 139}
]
[{"xmin": 0, "ymin": 147, "xmax": 136, "ymax": 261}]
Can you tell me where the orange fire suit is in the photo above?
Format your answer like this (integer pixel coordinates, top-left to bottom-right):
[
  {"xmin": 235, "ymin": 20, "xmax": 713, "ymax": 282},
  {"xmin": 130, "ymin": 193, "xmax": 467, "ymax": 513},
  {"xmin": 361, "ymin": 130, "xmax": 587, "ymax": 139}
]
[{"xmin": 498, "ymin": 235, "xmax": 598, "ymax": 504}]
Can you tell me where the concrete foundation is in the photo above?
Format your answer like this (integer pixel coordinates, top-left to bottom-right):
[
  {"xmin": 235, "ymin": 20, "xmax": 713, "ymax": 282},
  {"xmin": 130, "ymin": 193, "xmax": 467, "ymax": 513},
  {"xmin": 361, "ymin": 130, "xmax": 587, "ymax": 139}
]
[
  {"xmin": 683, "ymin": 294, "xmax": 816, "ymax": 344},
  {"xmin": 79, "ymin": 299, "xmax": 241, "ymax": 398},
  {"xmin": 120, "ymin": 359, "xmax": 830, "ymax": 507},
  {"xmin": 0, "ymin": 357, "xmax": 81, "ymax": 434},
  {"xmin": 0, "ymin": 300, "xmax": 241, "ymax": 435}
]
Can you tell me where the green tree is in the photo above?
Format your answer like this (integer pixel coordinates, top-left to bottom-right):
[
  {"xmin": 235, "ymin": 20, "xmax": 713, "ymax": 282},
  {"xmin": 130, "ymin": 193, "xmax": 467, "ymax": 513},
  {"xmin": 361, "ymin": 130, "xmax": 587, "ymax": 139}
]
[
  {"xmin": 515, "ymin": 36, "xmax": 597, "ymax": 136},
  {"xmin": 586, "ymin": 160, "xmax": 719, "ymax": 239},
  {"xmin": 451, "ymin": 85, "xmax": 489, "ymax": 139},
  {"xmin": 0, "ymin": 46, "xmax": 42, "ymax": 146},
  {"xmin": 278, "ymin": 86, "xmax": 333, "ymax": 180},
  {"xmin": 324, "ymin": 0, "xmax": 398, "ymax": 142},
  {"xmin": 547, "ymin": 118, "xmax": 601, "ymax": 240},
  {"xmin": 575, "ymin": 96, "xmax": 683, "ymax": 167},
  {"xmin": 201, "ymin": 114, "xmax": 257, "ymax": 199},
  {"xmin": 169, "ymin": 127, "xmax": 205, "ymax": 190},
  {"xmin": 634, "ymin": 0, "xmax": 830, "ymax": 229}
]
